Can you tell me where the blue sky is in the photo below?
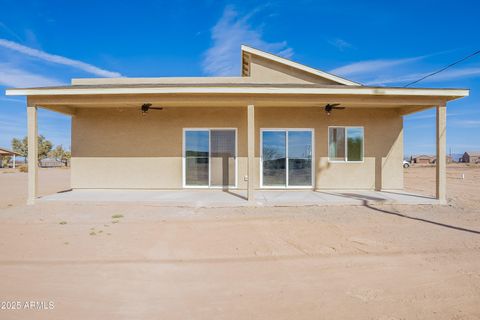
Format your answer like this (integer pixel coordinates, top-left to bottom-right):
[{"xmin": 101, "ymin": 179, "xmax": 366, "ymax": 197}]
[{"xmin": 0, "ymin": 0, "xmax": 479, "ymax": 156}]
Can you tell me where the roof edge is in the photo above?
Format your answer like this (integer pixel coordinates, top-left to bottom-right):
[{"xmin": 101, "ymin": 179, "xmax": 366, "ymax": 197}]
[
  {"xmin": 0, "ymin": 147, "xmax": 21, "ymax": 156},
  {"xmin": 5, "ymin": 86, "xmax": 469, "ymax": 99},
  {"xmin": 72, "ymin": 76, "xmax": 251, "ymax": 85}
]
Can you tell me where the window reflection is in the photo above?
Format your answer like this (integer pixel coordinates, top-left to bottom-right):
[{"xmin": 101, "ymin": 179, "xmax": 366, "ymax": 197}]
[
  {"xmin": 347, "ymin": 127, "xmax": 363, "ymax": 161},
  {"xmin": 288, "ymin": 131, "xmax": 312, "ymax": 186},
  {"xmin": 262, "ymin": 131, "xmax": 286, "ymax": 186},
  {"xmin": 262, "ymin": 130, "xmax": 313, "ymax": 187},
  {"xmin": 185, "ymin": 131, "xmax": 209, "ymax": 186},
  {"xmin": 328, "ymin": 127, "xmax": 345, "ymax": 161}
]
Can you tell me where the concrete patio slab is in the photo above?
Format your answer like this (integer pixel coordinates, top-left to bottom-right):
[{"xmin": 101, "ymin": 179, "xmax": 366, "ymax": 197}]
[{"xmin": 38, "ymin": 189, "xmax": 439, "ymax": 207}]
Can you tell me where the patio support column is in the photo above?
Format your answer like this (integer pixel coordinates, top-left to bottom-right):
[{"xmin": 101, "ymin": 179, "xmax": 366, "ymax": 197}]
[
  {"xmin": 27, "ymin": 104, "xmax": 38, "ymax": 205},
  {"xmin": 247, "ymin": 104, "xmax": 255, "ymax": 201},
  {"xmin": 436, "ymin": 103, "xmax": 447, "ymax": 204},
  {"xmin": 13, "ymin": 154, "xmax": 16, "ymax": 169}
]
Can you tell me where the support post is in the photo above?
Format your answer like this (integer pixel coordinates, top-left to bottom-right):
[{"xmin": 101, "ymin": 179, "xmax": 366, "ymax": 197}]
[
  {"xmin": 13, "ymin": 154, "xmax": 16, "ymax": 169},
  {"xmin": 436, "ymin": 104, "xmax": 447, "ymax": 204},
  {"xmin": 27, "ymin": 105, "xmax": 38, "ymax": 205},
  {"xmin": 247, "ymin": 104, "xmax": 255, "ymax": 201}
]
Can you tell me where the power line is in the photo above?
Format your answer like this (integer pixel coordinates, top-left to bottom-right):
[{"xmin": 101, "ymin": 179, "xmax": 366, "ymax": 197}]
[{"xmin": 403, "ymin": 49, "xmax": 480, "ymax": 87}]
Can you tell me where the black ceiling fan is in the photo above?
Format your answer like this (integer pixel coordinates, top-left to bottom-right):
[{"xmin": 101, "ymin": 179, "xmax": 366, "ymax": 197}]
[
  {"xmin": 141, "ymin": 103, "xmax": 163, "ymax": 115},
  {"xmin": 324, "ymin": 103, "xmax": 345, "ymax": 115}
]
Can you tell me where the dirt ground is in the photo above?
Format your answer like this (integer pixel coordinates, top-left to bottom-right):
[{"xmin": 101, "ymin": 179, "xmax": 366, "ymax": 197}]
[{"xmin": 0, "ymin": 165, "xmax": 479, "ymax": 319}]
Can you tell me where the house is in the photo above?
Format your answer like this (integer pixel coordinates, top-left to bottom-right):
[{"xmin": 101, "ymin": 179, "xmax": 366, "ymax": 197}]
[
  {"xmin": 5, "ymin": 45, "xmax": 469, "ymax": 205},
  {"xmin": 461, "ymin": 152, "xmax": 480, "ymax": 163},
  {"xmin": 0, "ymin": 147, "xmax": 20, "ymax": 168},
  {"xmin": 431, "ymin": 156, "xmax": 453, "ymax": 164},
  {"xmin": 40, "ymin": 158, "xmax": 66, "ymax": 168},
  {"xmin": 413, "ymin": 155, "xmax": 435, "ymax": 164}
]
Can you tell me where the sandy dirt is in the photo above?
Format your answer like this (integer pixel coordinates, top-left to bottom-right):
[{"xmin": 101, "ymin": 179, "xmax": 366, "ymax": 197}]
[
  {"xmin": 0, "ymin": 166, "xmax": 479, "ymax": 319},
  {"xmin": 0, "ymin": 168, "xmax": 70, "ymax": 209}
]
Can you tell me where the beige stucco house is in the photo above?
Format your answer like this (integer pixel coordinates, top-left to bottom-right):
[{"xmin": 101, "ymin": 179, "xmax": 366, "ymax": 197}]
[{"xmin": 6, "ymin": 46, "xmax": 469, "ymax": 204}]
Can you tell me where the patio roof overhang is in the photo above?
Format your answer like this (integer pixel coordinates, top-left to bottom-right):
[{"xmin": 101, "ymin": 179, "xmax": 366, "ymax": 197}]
[
  {"xmin": 0, "ymin": 147, "xmax": 21, "ymax": 156},
  {"xmin": 5, "ymin": 83, "xmax": 469, "ymax": 116}
]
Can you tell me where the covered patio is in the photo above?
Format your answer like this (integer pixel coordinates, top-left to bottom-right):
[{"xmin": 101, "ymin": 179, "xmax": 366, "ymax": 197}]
[
  {"xmin": 8, "ymin": 86, "xmax": 465, "ymax": 206},
  {"xmin": 5, "ymin": 46, "xmax": 469, "ymax": 205},
  {"xmin": 39, "ymin": 189, "xmax": 439, "ymax": 207}
]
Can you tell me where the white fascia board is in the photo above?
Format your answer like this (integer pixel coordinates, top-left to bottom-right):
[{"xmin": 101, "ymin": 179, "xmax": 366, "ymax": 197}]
[
  {"xmin": 5, "ymin": 86, "xmax": 470, "ymax": 98},
  {"xmin": 241, "ymin": 45, "xmax": 362, "ymax": 87}
]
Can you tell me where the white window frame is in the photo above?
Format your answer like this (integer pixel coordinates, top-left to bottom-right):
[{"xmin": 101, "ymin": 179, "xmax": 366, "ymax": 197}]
[
  {"xmin": 260, "ymin": 128, "xmax": 315, "ymax": 189},
  {"xmin": 182, "ymin": 128, "xmax": 238, "ymax": 189},
  {"xmin": 327, "ymin": 126, "xmax": 364, "ymax": 163}
]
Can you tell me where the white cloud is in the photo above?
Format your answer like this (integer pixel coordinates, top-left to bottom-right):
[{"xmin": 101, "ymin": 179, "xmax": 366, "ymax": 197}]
[
  {"xmin": 451, "ymin": 119, "xmax": 480, "ymax": 128},
  {"xmin": 331, "ymin": 50, "xmax": 480, "ymax": 86},
  {"xmin": 364, "ymin": 67, "xmax": 480, "ymax": 86},
  {"xmin": 0, "ymin": 22, "xmax": 23, "ymax": 42},
  {"xmin": 0, "ymin": 63, "xmax": 63, "ymax": 87},
  {"xmin": 328, "ymin": 38, "xmax": 354, "ymax": 51},
  {"xmin": 330, "ymin": 56, "xmax": 423, "ymax": 78},
  {"xmin": 406, "ymin": 111, "xmax": 463, "ymax": 120},
  {"xmin": 0, "ymin": 38, "xmax": 121, "ymax": 77},
  {"xmin": 0, "ymin": 96, "xmax": 25, "ymax": 103},
  {"xmin": 423, "ymin": 67, "xmax": 480, "ymax": 82},
  {"xmin": 202, "ymin": 6, "xmax": 293, "ymax": 76},
  {"xmin": 363, "ymin": 72, "xmax": 424, "ymax": 86}
]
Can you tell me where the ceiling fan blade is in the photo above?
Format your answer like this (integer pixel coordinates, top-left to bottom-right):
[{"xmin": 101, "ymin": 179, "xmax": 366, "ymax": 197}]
[
  {"xmin": 332, "ymin": 106, "xmax": 345, "ymax": 110},
  {"xmin": 330, "ymin": 103, "xmax": 341, "ymax": 107},
  {"xmin": 149, "ymin": 107, "xmax": 164, "ymax": 110}
]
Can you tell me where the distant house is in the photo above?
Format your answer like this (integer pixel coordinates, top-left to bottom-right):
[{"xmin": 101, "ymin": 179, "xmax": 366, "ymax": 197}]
[
  {"xmin": 432, "ymin": 156, "xmax": 453, "ymax": 164},
  {"xmin": 413, "ymin": 155, "xmax": 435, "ymax": 164},
  {"xmin": 40, "ymin": 158, "xmax": 66, "ymax": 168},
  {"xmin": 0, "ymin": 147, "xmax": 21, "ymax": 168},
  {"xmin": 461, "ymin": 152, "xmax": 480, "ymax": 163}
]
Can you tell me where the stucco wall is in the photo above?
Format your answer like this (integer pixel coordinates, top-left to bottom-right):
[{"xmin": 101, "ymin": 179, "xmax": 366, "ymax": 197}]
[
  {"xmin": 248, "ymin": 55, "xmax": 340, "ymax": 85},
  {"xmin": 71, "ymin": 107, "xmax": 403, "ymax": 190}
]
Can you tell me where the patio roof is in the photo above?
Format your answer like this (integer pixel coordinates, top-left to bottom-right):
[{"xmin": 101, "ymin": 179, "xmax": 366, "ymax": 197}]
[
  {"xmin": 5, "ymin": 82, "xmax": 469, "ymax": 117},
  {"xmin": 0, "ymin": 147, "xmax": 21, "ymax": 156},
  {"xmin": 5, "ymin": 82, "xmax": 469, "ymax": 98}
]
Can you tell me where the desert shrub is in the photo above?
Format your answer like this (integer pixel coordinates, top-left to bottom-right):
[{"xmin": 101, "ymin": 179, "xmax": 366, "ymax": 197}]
[{"xmin": 18, "ymin": 165, "xmax": 28, "ymax": 173}]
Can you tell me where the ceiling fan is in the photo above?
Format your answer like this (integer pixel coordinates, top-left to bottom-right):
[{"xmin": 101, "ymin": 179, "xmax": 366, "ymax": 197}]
[
  {"xmin": 324, "ymin": 103, "xmax": 345, "ymax": 115},
  {"xmin": 141, "ymin": 103, "xmax": 163, "ymax": 115}
]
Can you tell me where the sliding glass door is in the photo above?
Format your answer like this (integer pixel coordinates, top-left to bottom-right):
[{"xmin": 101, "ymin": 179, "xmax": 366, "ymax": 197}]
[
  {"xmin": 184, "ymin": 129, "xmax": 236, "ymax": 188},
  {"xmin": 288, "ymin": 131, "xmax": 313, "ymax": 186},
  {"xmin": 210, "ymin": 130, "xmax": 236, "ymax": 187},
  {"xmin": 262, "ymin": 131, "xmax": 286, "ymax": 186},
  {"xmin": 261, "ymin": 129, "xmax": 313, "ymax": 188},
  {"xmin": 184, "ymin": 130, "xmax": 209, "ymax": 186}
]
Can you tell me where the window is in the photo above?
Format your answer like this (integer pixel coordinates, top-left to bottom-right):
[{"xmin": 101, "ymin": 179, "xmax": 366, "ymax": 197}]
[
  {"xmin": 328, "ymin": 127, "xmax": 364, "ymax": 162},
  {"xmin": 184, "ymin": 129, "xmax": 237, "ymax": 187},
  {"xmin": 261, "ymin": 129, "xmax": 313, "ymax": 188}
]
